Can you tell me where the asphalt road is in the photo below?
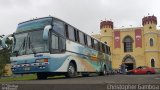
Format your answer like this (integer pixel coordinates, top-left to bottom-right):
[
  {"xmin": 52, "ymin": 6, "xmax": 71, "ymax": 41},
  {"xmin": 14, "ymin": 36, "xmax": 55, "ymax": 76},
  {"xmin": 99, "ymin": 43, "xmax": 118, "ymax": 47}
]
[
  {"xmin": 1, "ymin": 74, "xmax": 160, "ymax": 90},
  {"xmin": 6, "ymin": 74, "xmax": 160, "ymax": 84}
]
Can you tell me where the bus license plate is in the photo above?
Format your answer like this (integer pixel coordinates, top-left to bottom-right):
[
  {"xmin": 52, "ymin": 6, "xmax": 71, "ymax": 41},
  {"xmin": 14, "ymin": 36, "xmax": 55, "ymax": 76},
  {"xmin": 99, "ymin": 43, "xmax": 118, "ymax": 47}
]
[{"xmin": 24, "ymin": 67, "xmax": 30, "ymax": 70}]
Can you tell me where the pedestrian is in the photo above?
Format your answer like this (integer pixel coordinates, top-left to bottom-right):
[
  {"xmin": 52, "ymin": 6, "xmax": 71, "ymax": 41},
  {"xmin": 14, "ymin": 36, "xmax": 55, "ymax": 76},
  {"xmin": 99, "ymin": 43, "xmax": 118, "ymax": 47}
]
[{"xmin": 120, "ymin": 63, "xmax": 127, "ymax": 74}]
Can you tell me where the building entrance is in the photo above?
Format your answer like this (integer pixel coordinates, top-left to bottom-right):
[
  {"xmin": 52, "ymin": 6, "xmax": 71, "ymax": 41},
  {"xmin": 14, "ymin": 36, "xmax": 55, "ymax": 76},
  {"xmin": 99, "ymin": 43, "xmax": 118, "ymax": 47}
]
[
  {"xmin": 125, "ymin": 63, "xmax": 133, "ymax": 70},
  {"xmin": 122, "ymin": 55, "xmax": 135, "ymax": 71}
]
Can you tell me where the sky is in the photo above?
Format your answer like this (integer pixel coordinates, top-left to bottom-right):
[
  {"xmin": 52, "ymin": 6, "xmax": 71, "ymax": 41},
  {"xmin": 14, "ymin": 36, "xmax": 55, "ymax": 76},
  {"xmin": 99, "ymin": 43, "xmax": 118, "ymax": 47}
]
[{"xmin": 0, "ymin": 0, "xmax": 160, "ymax": 35}]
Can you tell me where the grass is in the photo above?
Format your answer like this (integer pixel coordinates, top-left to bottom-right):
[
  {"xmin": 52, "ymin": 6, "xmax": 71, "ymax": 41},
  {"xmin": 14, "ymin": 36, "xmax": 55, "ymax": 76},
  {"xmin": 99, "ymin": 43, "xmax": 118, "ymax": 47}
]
[
  {"xmin": 0, "ymin": 74, "xmax": 65, "ymax": 83},
  {"xmin": 0, "ymin": 74, "xmax": 37, "ymax": 83}
]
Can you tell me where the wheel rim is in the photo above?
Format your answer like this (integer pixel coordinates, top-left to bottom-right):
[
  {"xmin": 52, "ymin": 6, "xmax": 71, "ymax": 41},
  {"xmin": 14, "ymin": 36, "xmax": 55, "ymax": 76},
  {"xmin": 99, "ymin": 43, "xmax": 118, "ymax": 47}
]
[{"xmin": 68, "ymin": 65, "xmax": 75, "ymax": 76}]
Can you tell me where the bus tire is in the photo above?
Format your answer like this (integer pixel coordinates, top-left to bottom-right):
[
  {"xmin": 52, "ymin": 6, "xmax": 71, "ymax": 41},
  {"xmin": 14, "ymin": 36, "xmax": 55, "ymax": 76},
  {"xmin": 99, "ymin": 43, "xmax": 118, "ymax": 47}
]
[
  {"xmin": 65, "ymin": 62, "xmax": 77, "ymax": 78},
  {"xmin": 37, "ymin": 73, "xmax": 47, "ymax": 80},
  {"xmin": 99, "ymin": 66, "xmax": 107, "ymax": 76}
]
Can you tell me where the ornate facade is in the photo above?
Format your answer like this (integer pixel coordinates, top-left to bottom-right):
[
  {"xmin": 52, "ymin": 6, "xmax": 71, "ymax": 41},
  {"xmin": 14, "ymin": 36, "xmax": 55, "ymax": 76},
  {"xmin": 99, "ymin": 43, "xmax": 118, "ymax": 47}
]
[{"xmin": 93, "ymin": 15, "xmax": 160, "ymax": 70}]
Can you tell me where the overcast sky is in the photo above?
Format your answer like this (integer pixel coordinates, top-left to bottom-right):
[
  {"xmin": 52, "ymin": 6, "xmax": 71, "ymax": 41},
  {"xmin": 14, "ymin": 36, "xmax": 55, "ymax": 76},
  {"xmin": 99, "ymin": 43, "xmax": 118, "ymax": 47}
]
[{"xmin": 0, "ymin": 0, "xmax": 160, "ymax": 35}]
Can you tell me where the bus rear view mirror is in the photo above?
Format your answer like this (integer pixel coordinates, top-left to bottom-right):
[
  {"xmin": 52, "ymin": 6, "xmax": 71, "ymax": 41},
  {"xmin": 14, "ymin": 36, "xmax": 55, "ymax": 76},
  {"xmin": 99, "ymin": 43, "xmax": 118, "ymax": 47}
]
[{"xmin": 43, "ymin": 25, "xmax": 52, "ymax": 41}]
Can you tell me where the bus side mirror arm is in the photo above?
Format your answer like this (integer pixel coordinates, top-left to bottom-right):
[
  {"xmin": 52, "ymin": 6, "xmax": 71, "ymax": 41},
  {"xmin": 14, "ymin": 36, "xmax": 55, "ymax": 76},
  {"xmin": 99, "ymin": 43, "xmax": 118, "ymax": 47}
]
[
  {"xmin": 2, "ymin": 34, "xmax": 13, "ymax": 48},
  {"xmin": 43, "ymin": 25, "xmax": 52, "ymax": 41}
]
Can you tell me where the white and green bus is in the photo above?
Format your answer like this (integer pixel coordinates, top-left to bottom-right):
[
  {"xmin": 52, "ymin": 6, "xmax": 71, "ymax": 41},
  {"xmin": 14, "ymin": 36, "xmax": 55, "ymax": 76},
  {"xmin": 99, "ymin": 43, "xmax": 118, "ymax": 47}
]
[{"xmin": 2, "ymin": 17, "xmax": 112, "ymax": 79}]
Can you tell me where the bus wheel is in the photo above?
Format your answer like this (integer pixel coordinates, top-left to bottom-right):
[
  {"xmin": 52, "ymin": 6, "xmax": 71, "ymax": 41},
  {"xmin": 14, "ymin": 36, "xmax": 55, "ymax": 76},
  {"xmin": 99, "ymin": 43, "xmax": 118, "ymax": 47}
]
[
  {"xmin": 99, "ymin": 66, "xmax": 106, "ymax": 76},
  {"xmin": 66, "ymin": 63, "xmax": 77, "ymax": 78},
  {"xmin": 37, "ymin": 73, "xmax": 47, "ymax": 80}
]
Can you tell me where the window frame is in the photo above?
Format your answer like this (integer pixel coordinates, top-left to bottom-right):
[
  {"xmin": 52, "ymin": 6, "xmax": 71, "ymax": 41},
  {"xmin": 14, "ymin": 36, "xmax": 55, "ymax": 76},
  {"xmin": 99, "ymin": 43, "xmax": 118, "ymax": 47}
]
[
  {"xmin": 150, "ymin": 38, "xmax": 154, "ymax": 46},
  {"xmin": 123, "ymin": 37, "xmax": 133, "ymax": 52},
  {"xmin": 151, "ymin": 59, "xmax": 155, "ymax": 67}
]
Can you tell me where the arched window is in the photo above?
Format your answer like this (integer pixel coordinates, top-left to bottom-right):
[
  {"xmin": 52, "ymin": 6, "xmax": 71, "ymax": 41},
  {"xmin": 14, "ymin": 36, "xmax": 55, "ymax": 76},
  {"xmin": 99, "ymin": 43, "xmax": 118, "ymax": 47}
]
[
  {"xmin": 150, "ymin": 38, "xmax": 153, "ymax": 46},
  {"xmin": 123, "ymin": 36, "xmax": 133, "ymax": 52},
  {"xmin": 151, "ymin": 59, "xmax": 155, "ymax": 67}
]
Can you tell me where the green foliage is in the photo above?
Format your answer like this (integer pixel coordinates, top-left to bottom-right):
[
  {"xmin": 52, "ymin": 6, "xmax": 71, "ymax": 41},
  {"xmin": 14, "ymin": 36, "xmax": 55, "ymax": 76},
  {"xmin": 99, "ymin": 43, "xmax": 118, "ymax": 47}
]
[
  {"xmin": 0, "ymin": 37, "xmax": 12, "ymax": 77},
  {"xmin": 0, "ymin": 74, "xmax": 37, "ymax": 82},
  {"xmin": 0, "ymin": 74, "xmax": 64, "ymax": 82}
]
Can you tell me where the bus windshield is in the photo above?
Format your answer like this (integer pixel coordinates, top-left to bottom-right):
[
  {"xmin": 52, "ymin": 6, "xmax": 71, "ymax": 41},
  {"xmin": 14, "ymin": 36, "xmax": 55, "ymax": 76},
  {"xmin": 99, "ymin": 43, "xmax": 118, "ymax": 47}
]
[
  {"xmin": 12, "ymin": 18, "xmax": 52, "ymax": 56},
  {"xmin": 13, "ymin": 30, "xmax": 49, "ymax": 56}
]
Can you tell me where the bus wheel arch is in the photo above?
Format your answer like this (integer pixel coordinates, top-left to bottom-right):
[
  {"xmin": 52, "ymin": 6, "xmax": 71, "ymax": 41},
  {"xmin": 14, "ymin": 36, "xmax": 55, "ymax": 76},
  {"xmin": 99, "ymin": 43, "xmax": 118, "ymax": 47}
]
[
  {"xmin": 99, "ymin": 64, "xmax": 107, "ymax": 76},
  {"xmin": 70, "ymin": 60, "xmax": 77, "ymax": 72}
]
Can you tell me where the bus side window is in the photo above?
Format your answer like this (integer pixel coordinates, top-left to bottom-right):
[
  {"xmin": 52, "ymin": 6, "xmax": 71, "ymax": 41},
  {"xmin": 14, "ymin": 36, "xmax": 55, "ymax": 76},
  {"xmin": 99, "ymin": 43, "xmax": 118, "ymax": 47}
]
[
  {"xmin": 53, "ymin": 19, "xmax": 65, "ymax": 37},
  {"xmin": 79, "ymin": 31, "xmax": 85, "ymax": 44},
  {"xmin": 100, "ymin": 43, "xmax": 103, "ymax": 52},
  {"xmin": 65, "ymin": 24, "xmax": 69, "ymax": 38},
  {"xmin": 94, "ymin": 40, "xmax": 99, "ymax": 50},
  {"xmin": 74, "ymin": 29, "xmax": 79, "ymax": 42},
  {"xmin": 108, "ymin": 47, "xmax": 111, "ymax": 55},
  {"xmin": 98, "ymin": 42, "xmax": 100, "ymax": 51},
  {"xmin": 105, "ymin": 45, "xmax": 108, "ymax": 54},
  {"xmin": 59, "ymin": 37, "xmax": 66, "ymax": 52},
  {"xmin": 84, "ymin": 34, "xmax": 87, "ymax": 46},
  {"xmin": 68, "ymin": 25, "xmax": 75, "ymax": 41},
  {"xmin": 101, "ymin": 44, "xmax": 105, "ymax": 53},
  {"xmin": 51, "ymin": 34, "xmax": 59, "ymax": 53},
  {"xmin": 91, "ymin": 38, "xmax": 95, "ymax": 49},
  {"xmin": 87, "ymin": 36, "xmax": 92, "ymax": 48}
]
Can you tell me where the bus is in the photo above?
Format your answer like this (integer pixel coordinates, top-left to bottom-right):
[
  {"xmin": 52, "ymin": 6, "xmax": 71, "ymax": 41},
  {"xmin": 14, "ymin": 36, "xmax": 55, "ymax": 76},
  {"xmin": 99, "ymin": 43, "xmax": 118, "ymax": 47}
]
[{"xmin": 2, "ymin": 16, "xmax": 111, "ymax": 79}]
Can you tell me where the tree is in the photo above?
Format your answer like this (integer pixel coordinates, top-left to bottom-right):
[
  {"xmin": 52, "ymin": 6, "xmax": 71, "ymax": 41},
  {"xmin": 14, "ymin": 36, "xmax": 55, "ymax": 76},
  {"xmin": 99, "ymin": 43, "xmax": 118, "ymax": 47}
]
[
  {"xmin": 0, "ymin": 36, "xmax": 12, "ymax": 77},
  {"xmin": 0, "ymin": 39, "xmax": 2, "ymax": 49},
  {"xmin": 0, "ymin": 35, "xmax": 2, "ymax": 51},
  {"xmin": 0, "ymin": 34, "xmax": 5, "ymax": 49}
]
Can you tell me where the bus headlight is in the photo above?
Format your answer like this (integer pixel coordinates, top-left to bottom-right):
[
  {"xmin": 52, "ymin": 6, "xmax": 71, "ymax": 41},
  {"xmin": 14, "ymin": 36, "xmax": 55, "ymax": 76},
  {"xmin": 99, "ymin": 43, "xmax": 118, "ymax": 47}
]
[{"xmin": 36, "ymin": 58, "xmax": 48, "ymax": 63}]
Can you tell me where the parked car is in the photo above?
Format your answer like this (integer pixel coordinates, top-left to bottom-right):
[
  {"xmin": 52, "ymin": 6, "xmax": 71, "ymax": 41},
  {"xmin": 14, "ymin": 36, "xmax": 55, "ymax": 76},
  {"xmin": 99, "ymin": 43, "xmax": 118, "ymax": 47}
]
[{"xmin": 127, "ymin": 66, "xmax": 156, "ymax": 74}]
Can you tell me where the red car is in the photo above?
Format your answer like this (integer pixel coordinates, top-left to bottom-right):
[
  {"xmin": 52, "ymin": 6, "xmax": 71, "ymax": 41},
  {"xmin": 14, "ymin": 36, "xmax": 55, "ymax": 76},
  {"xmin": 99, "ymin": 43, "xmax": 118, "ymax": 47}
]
[{"xmin": 127, "ymin": 66, "xmax": 156, "ymax": 74}]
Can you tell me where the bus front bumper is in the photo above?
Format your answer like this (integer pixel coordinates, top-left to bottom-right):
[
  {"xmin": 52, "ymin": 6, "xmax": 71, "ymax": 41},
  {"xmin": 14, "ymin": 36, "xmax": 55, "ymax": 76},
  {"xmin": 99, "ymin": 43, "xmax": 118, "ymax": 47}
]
[{"xmin": 11, "ymin": 62, "xmax": 50, "ymax": 74}]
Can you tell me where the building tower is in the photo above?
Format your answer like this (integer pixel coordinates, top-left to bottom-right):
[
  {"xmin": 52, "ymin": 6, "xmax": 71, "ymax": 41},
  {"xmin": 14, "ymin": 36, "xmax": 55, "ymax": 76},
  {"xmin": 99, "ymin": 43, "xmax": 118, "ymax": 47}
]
[
  {"xmin": 100, "ymin": 20, "xmax": 113, "ymax": 48},
  {"xmin": 142, "ymin": 15, "xmax": 159, "ymax": 68}
]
